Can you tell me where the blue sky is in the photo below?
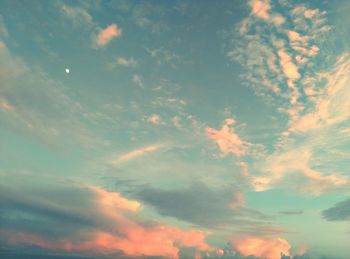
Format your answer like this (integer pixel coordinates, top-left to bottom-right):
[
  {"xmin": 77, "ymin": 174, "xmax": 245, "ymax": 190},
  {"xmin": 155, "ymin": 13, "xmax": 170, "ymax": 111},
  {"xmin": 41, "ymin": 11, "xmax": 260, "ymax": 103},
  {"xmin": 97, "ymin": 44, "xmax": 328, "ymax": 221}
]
[{"xmin": 1, "ymin": 0, "xmax": 350, "ymax": 258}]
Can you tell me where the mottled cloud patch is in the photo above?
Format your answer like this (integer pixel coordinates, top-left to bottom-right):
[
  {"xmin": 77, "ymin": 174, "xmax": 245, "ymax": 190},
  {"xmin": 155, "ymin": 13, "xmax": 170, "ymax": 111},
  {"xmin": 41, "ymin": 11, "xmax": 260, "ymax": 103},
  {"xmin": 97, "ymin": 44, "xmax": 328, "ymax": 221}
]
[
  {"xmin": 322, "ymin": 198, "xmax": 350, "ymax": 221},
  {"xmin": 231, "ymin": 236, "xmax": 291, "ymax": 259},
  {"xmin": 96, "ymin": 24, "xmax": 121, "ymax": 46},
  {"xmin": 231, "ymin": 0, "xmax": 332, "ymax": 120},
  {"xmin": 232, "ymin": 0, "xmax": 350, "ymax": 196}
]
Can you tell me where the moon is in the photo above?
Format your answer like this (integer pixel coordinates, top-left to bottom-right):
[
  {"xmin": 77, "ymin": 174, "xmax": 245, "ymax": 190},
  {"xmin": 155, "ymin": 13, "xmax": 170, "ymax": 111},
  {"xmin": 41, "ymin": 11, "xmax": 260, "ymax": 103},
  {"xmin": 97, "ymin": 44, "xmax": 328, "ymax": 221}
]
[{"xmin": 65, "ymin": 68, "xmax": 70, "ymax": 74}]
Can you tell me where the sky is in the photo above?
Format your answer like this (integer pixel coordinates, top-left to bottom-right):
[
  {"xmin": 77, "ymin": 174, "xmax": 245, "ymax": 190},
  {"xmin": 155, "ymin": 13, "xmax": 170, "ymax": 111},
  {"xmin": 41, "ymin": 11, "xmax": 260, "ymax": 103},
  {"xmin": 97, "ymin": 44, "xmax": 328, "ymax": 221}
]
[{"xmin": 0, "ymin": 0, "xmax": 350, "ymax": 258}]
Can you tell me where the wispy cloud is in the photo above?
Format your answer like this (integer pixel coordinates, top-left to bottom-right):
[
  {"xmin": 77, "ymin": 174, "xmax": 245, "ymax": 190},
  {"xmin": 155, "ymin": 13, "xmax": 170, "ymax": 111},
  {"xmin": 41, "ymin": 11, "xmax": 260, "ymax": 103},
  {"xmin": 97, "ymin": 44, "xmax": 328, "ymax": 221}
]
[
  {"xmin": 116, "ymin": 57, "xmax": 138, "ymax": 67},
  {"xmin": 112, "ymin": 144, "xmax": 164, "ymax": 165},
  {"xmin": 0, "ymin": 41, "xmax": 107, "ymax": 147}
]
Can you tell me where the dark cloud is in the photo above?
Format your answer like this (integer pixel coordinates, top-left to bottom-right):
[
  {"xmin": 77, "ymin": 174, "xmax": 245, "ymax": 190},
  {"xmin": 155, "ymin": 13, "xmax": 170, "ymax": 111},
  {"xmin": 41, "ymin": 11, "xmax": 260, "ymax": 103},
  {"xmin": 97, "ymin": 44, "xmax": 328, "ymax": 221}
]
[
  {"xmin": 135, "ymin": 182, "xmax": 268, "ymax": 227},
  {"xmin": 322, "ymin": 198, "xmax": 350, "ymax": 221},
  {"xmin": 278, "ymin": 210, "xmax": 304, "ymax": 215},
  {"xmin": 0, "ymin": 184, "xmax": 100, "ymax": 237}
]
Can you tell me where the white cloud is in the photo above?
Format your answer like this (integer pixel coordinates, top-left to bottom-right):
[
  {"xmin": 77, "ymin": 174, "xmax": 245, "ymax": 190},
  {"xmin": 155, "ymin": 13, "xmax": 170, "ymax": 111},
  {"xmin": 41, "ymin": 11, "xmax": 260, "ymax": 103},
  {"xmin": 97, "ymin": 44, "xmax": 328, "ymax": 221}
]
[{"xmin": 116, "ymin": 57, "xmax": 138, "ymax": 67}]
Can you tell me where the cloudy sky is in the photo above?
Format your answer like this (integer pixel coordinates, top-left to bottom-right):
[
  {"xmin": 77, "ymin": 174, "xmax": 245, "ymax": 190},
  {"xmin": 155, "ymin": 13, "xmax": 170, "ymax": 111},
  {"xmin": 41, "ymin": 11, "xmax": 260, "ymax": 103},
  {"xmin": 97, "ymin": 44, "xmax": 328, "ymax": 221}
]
[{"xmin": 1, "ymin": 0, "xmax": 350, "ymax": 258}]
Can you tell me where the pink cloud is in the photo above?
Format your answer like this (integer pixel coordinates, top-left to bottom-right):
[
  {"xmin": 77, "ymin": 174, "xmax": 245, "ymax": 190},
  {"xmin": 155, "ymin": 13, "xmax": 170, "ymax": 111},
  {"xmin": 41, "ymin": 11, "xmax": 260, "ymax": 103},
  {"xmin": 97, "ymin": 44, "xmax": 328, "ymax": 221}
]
[
  {"xmin": 96, "ymin": 24, "xmax": 121, "ymax": 46},
  {"xmin": 232, "ymin": 236, "xmax": 291, "ymax": 259}
]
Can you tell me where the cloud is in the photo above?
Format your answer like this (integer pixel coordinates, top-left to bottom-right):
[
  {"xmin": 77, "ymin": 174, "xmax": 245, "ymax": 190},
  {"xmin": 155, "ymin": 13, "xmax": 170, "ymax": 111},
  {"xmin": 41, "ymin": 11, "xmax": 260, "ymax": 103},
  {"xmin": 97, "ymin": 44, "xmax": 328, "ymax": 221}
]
[
  {"xmin": 279, "ymin": 210, "xmax": 304, "ymax": 215},
  {"xmin": 206, "ymin": 118, "xmax": 250, "ymax": 157},
  {"xmin": 135, "ymin": 182, "xmax": 266, "ymax": 227},
  {"xmin": 112, "ymin": 144, "xmax": 164, "ymax": 165},
  {"xmin": 322, "ymin": 198, "xmax": 350, "ymax": 221},
  {"xmin": 251, "ymin": 147, "xmax": 349, "ymax": 195},
  {"xmin": 96, "ymin": 24, "xmax": 122, "ymax": 46},
  {"xmin": 0, "ymin": 182, "xmax": 215, "ymax": 259},
  {"xmin": 132, "ymin": 74, "xmax": 143, "ymax": 87},
  {"xmin": 277, "ymin": 49, "xmax": 300, "ymax": 80},
  {"xmin": 0, "ymin": 41, "xmax": 107, "ymax": 147},
  {"xmin": 60, "ymin": 4, "xmax": 94, "ymax": 28},
  {"xmin": 0, "ymin": 98, "xmax": 14, "ymax": 111},
  {"xmin": 231, "ymin": 1, "xmax": 332, "ymax": 120},
  {"xmin": 231, "ymin": 236, "xmax": 291, "ymax": 259},
  {"xmin": 231, "ymin": 1, "xmax": 350, "ymax": 196},
  {"xmin": 249, "ymin": 0, "xmax": 271, "ymax": 20},
  {"xmin": 147, "ymin": 114, "xmax": 161, "ymax": 124},
  {"xmin": 116, "ymin": 57, "xmax": 138, "ymax": 67}
]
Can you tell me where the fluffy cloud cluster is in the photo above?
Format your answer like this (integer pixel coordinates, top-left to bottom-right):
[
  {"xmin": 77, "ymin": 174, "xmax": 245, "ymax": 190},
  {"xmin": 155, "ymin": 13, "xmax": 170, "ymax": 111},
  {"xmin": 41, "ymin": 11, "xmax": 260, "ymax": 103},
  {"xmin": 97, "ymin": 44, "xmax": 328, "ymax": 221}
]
[{"xmin": 0, "ymin": 183, "xmax": 215, "ymax": 259}]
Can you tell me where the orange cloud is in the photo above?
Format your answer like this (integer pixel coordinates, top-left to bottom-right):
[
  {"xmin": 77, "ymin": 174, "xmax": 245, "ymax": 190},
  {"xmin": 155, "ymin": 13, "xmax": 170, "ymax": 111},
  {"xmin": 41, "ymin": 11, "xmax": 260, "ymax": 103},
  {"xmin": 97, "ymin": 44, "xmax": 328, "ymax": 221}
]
[
  {"xmin": 232, "ymin": 236, "xmax": 291, "ymax": 259},
  {"xmin": 147, "ymin": 114, "xmax": 161, "ymax": 124},
  {"xmin": 96, "ymin": 24, "xmax": 121, "ymax": 46},
  {"xmin": 5, "ymin": 227, "xmax": 212, "ymax": 259},
  {"xmin": 2, "ymin": 186, "xmax": 215, "ymax": 259},
  {"xmin": 278, "ymin": 50, "xmax": 300, "ymax": 80},
  {"xmin": 206, "ymin": 118, "xmax": 249, "ymax": 157},
  {"xmin": 249, "ymin": 0, "xmax": 271, "ymax": 20}
]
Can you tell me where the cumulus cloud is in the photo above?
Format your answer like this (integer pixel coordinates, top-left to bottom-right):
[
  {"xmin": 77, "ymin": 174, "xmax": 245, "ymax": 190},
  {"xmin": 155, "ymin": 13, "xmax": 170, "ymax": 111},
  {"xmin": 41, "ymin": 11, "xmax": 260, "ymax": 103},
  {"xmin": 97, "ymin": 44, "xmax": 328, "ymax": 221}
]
[
  {"xmin": 96, "ymin": 24, "xmax": 122, "ymax": 46},
  {"xmin": 231, "ymin": 236, "xmax": 291, "ymax": 259},
  {"xmin": 0, "ymin": 182, "xmax": 215, "ymax": 259}
]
